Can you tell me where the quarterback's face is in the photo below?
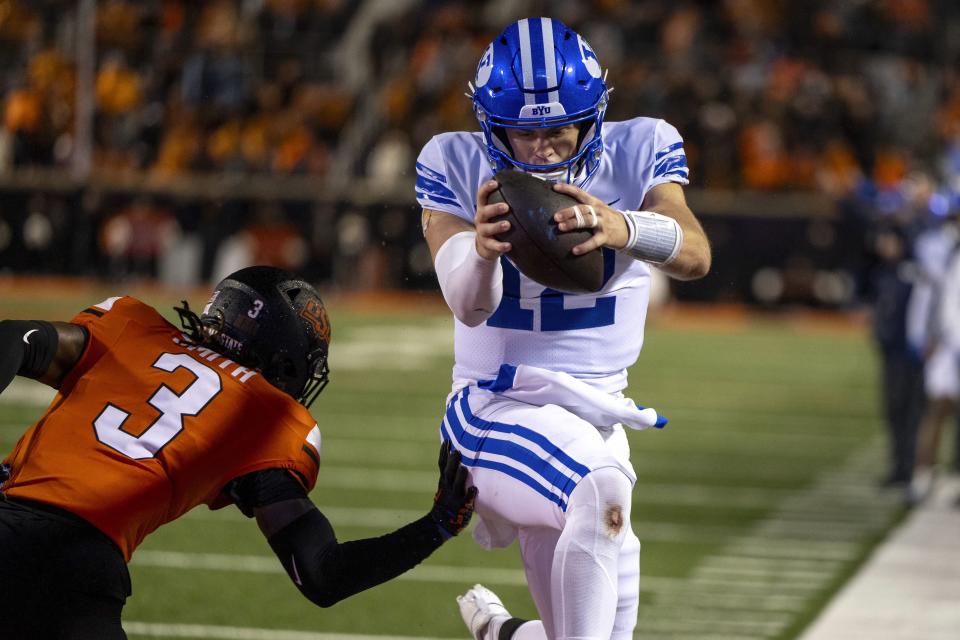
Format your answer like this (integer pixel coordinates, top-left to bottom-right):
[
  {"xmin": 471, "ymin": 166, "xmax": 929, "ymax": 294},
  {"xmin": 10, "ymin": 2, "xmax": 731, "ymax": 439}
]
[{"xmin": 506, "ymin": 125, "xmax": 579, "ymax": 167}]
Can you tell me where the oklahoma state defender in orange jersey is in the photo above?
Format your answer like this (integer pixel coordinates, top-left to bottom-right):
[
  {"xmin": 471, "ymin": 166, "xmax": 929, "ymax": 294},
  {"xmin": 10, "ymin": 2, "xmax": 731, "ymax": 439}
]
[
  {"xmin": 0, "ymin": 266, "xmax": 477, "ymax": 639},
  {"xmin": 3, "ymin": 294, "xmax": 321, "ymax": 560}
]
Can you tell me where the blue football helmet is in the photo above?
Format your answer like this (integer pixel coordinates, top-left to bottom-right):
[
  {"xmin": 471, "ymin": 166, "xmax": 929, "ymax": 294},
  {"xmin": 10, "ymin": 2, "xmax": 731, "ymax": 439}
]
[{"xmin": 471, "ymin": 18, "xmax": 609, "ymax": 184}]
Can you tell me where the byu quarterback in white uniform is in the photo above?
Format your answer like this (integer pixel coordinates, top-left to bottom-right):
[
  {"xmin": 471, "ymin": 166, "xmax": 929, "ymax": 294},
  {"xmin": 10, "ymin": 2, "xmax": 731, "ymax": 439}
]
[
  {"xmin": 418, "ymin": 119, "xmax": 688, "ymax": 392},
  {"xmin": 417, "ymin": 17, "xmax": 711, "ymax": 640}
]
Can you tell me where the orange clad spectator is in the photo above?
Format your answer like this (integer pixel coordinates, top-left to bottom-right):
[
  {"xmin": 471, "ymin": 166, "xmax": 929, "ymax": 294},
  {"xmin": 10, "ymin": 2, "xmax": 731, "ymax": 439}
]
[
  {"xmin": 739, "ymin": 121, "xmax": 791, "ymax": 190},
  {"xmin": 4, "ymin": 88, "xmax": 42, "ymax": 134},
  {"xmin": 95, "ymin": 56, "xmax": 142, "ymax": 116}
]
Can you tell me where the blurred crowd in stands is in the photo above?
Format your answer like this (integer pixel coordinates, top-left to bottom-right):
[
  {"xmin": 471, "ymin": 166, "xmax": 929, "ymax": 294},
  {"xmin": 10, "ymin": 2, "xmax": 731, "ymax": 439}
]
[
  {"xmin": 0, "ymin": 0, "xmax": 356, "ymax": 175},
  {"xmin": 1, "ymin": 0, "xmax": 960, "ymax": 312},
  {"xmin": 2, "ymin": 0, "xmax": 959, "ymax": 190}
]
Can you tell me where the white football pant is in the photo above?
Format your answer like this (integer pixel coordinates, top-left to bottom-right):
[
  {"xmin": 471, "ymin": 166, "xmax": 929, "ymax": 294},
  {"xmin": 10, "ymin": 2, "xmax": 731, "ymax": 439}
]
[{"xmin": 441, "ymin": 386, "xmax": 640, "ymax": 639}]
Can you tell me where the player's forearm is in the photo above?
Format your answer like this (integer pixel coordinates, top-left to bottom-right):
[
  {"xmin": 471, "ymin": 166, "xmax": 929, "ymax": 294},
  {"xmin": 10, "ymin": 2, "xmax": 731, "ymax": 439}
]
[
  {"xmin": 658, "ymin": 231, "xmax": 711, "ymax": 281},
  {"xmin": 641, "ymin": 203, "xmax": 711, "ymax": 281},
  {"xmin": 433, "ymin": 231, "xmax": 503, "ymax": 326},
  {"xmin": 0, "ymin": 320, "xmax": 58, "ymax": 393},
  {"xmin": 267, "ymin": 507, "xmax": 444, "ymax": 608}
]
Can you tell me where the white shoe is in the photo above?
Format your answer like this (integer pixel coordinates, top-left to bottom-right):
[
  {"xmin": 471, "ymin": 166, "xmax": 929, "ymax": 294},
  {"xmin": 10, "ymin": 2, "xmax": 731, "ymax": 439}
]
[
  {"xmin": 907, "ymin": 467, "xmax": 936, "ymax": 506},
  {"xmin": 457, "ymin": 583, "xmax": 510, "ymax": 640}
]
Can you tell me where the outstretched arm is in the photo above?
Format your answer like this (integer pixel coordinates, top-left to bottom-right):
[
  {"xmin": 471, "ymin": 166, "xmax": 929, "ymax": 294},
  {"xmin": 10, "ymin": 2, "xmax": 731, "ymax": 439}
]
[
  {"xmin": 235, "ymin": 441, "xmax": 476, "ymax": 607},
  {"xmin": 0, "ymin": 320, "xmax": 88, "ymax": 393}
]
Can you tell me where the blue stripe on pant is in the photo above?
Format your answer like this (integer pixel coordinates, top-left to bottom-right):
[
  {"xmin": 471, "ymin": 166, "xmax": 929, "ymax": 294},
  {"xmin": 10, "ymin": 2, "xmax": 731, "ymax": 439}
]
[{"xmin": 440, "ymin": 388, "xmax": 588, "ymax": 511}]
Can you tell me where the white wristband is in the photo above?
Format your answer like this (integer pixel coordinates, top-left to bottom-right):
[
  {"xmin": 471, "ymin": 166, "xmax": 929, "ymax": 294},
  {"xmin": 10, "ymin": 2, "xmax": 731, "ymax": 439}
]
[
  {"xmin": 620, "ymin": 210, "xmax": 683, "ymax": 265},
  {"xmin": 433, "ymin": 231, "xmax": 503, "ymax": 327}
]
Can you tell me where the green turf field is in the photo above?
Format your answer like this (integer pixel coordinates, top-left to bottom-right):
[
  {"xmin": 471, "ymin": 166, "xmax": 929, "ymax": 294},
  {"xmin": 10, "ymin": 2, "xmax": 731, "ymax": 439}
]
[{"xmin": 0, "ymin": 298, "xmax": 905, "ymax": 640}]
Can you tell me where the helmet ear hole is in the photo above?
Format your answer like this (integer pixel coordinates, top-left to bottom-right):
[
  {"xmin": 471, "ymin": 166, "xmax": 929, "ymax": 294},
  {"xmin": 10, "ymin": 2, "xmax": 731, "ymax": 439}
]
[{"xmin": 285, "ymin": 287, "xmax": 301, "ymax": 302}]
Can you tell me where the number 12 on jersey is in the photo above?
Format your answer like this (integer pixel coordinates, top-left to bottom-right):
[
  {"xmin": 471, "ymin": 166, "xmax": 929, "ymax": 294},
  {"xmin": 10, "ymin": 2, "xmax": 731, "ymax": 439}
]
[{"xmin": 487, "ymin": 254, "xmax": 616, "ymax": 331}]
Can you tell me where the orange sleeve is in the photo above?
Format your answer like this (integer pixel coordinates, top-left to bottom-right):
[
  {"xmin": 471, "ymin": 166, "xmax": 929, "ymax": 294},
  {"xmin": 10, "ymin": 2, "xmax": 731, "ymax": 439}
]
[
  {"xmin": 61, "ymin": 296, "xmax": 158, "ymax": 392},
  {"xmin": 202, "ymin": 396, "xmax": 322, "ymax": 511},
  {"xmin": 2, "ymin": 295, "xmax": 135, "ymax": 470}
]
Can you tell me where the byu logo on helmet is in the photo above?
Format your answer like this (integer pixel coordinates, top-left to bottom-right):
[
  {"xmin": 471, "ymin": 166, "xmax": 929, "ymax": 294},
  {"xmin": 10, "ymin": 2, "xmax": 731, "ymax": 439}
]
[
  {"xmin": 519, "ymin": 102, "xmax": 566, "ymax": 119},
  {"xmin": 471, "ymin": 17, "xmax": 609, "ymax": 185}
]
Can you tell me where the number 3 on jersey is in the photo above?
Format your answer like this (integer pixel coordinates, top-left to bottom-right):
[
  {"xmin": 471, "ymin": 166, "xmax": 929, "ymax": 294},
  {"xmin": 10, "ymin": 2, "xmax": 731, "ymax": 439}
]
[
  {"xmin": 487, "ymin": 253, "xmax": 616, "ymax": 331},
  {"xmin": 93, "ymin": 353, "xmax": 221, "ymax": 459}
]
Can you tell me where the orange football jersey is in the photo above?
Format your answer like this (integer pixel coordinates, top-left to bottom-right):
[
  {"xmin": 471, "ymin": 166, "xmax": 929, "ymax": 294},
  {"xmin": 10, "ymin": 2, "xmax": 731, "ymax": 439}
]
[{"xmin": 2, "ymin": 296, "xmax": 322, "ymax": 561}]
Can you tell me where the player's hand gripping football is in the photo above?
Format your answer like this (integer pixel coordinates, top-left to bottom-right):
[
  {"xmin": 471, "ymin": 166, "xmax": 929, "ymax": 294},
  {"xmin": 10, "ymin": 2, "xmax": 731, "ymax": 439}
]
[
  {"xmin": 551, "ymin": 182, "xmax": 630, "ymax": 255},
  {"xmin": 474, "ymin": 179, "xmax": 512, "ymax": 260},
  {"xmin": 429, "ymin": 440, "xmax": 478, "ymax": 539}
]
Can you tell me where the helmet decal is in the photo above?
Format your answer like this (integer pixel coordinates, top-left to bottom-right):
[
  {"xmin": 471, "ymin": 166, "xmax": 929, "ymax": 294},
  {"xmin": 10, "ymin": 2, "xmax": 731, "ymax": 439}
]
[
  {"xmin": 476, "ymin": 44, "xmax": 494, "ymax": 88},
  {"xmin": 515, "ymin": 17, "xmax": 561, "ymax": 106},
  {"xmin": 576, "ymin": 35, "xmax": 602, "ymax": 79},
  {"xmin": 298, "ymin": 297, "xmax": 331, "ymax": 345},
  {"xmin": 518, "ymin": 102, "xmax": 565, "ymax": 119},
  {"xmin": 202, "ymin": 290, "xmax": 219, "ymax": 315}
]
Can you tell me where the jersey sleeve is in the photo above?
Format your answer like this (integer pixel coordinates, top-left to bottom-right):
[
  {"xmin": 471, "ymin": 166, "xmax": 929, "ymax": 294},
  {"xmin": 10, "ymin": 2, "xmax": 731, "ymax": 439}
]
[
  {"xmin": 206, "ymin": 412, "xmax": 322, "ymax": 511},
  {"xmin": 415, "ymin": 136, "xmax": 470, "ymax": 217},
  {"xmin": 62, "ymin": 296, "xmax": 144, "ymax": 389},
  {"xmin": 649, "ymin": 120, "xmax": 690, "ymax": 188}
]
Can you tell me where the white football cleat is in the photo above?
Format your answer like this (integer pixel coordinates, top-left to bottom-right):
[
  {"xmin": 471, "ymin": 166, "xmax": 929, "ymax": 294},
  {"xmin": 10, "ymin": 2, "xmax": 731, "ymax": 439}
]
[{"xmin": 457, "ymin": 583, "xmax": 510, "ymax": 640}]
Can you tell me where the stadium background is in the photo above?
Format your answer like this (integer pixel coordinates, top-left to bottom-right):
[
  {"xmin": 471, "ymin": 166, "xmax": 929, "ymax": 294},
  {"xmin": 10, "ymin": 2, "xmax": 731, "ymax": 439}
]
[
  {"xmin": 3, "ymin": 0, "xmax": 958, "ymax": 304},
  {"xmin": 0, "ymin": 1, "xmax": 957, "ymax": 639}
]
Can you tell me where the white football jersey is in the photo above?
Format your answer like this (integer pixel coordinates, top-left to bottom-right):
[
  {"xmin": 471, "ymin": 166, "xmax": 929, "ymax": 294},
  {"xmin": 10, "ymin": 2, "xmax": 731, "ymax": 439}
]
[
  {"xmin": 416, "ymin": 117, "xmax": 689, "ymax": 392},
  {"xmin": 907, "ymin": 224, "xmax": 960, "ymax": 352}
]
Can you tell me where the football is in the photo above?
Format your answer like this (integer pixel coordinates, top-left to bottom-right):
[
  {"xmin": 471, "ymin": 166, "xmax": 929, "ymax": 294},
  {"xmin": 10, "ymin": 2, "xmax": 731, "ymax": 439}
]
[{"xmin": 488, "ymin": 169, "xmax": 606, "ymax": 294}]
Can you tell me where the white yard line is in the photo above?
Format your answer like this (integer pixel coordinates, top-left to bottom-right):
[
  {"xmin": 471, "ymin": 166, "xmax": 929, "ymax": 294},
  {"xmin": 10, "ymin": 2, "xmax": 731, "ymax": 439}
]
[
  {"xmin": 124, "ymin": 622, "xmax": 459, "ymax": 640},
  {"xmin": 0, "ymin": 379, "xmax": 56, "ymax": 405},
  {"xmin": 638, "ymin": 635, "xmax": 769, "ymax": 640},
  {"xmin": 131, "ymin": 551, "xmax": 530, "ymax": 587},
  {"xmin": 129, "ymin": 549, "xmax": 836, "ymax": 599},
  {"xmin": 179, "ymin": 505, "xmax": 757, "ymax": 546},
  {"xmin": 315, "ymin": 467, "xmax": 798, "ymax": 509},
  {"xmin": 637, "ymin": 612, "xmax": 792, "ymax": 635},
  {"xmin": 725, "ymin": 537, "xmax": 859, "ymax": 561}
]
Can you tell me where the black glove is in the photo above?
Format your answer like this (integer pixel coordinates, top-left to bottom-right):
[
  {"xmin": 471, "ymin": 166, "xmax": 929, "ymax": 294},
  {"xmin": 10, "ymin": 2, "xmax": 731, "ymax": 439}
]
[{"xmin": 429, "ymin": 440, "xmax": 477, "ymax": 539}]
